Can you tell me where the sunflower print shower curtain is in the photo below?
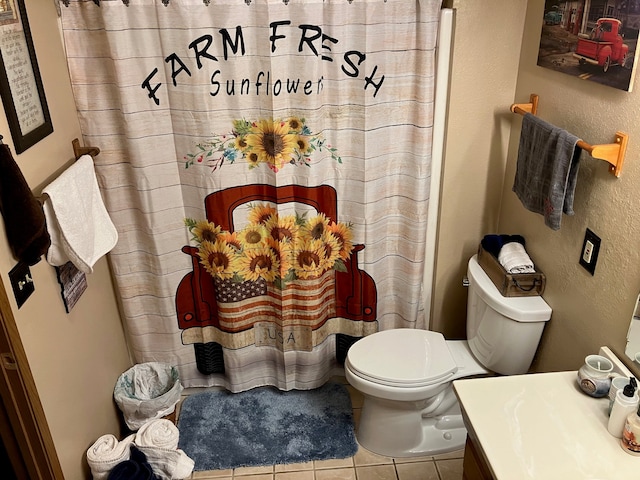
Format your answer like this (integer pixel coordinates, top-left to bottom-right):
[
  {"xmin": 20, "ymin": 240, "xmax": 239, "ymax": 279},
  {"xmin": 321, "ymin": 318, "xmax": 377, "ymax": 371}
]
[{"xmin": 61, "ymin": 0, "xmax": 442, "ymax": 391}]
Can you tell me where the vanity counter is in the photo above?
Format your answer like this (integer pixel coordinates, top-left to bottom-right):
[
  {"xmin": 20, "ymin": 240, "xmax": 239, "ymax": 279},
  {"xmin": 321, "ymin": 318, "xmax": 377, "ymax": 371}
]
[{"xmin": 453, "ymin": 371, "xmax": 640, "ymax": 479}]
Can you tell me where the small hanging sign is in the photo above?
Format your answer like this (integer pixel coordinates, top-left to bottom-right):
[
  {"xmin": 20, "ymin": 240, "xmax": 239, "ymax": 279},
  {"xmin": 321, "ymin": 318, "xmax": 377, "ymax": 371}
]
[{"xmin": 55, "ymin": 262, "xmax": 87, "ymax": 313}]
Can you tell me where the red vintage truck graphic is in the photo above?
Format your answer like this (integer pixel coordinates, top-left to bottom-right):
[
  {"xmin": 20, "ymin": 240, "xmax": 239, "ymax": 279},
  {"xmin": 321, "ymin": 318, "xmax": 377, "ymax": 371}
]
[
  {"xmin": 175, "ymin": 184, "xmax": 378, "ymax": 374},
  {"xmin": 573, "ymin": 18, "xmax": 629, "ymax": 72}
]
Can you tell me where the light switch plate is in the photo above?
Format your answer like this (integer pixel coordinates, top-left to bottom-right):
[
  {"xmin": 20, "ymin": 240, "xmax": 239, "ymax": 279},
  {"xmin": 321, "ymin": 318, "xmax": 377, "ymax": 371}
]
[{"xmin": 9, "ymin": 262, "xmax": 34, "ymax": 309}]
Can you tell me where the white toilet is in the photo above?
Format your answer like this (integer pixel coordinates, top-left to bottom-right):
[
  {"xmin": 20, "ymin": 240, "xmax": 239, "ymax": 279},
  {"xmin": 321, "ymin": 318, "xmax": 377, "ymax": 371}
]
[{"xmin": 344, "ymin": 254, "xmax": 552, "ymax": 457}]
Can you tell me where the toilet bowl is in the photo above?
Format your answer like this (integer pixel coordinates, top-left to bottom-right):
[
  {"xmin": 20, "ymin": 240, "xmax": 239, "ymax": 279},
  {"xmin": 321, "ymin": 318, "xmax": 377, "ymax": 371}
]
[{"xmin": 344, "ymin": 254, "xmax": 552, "ymax": 457}]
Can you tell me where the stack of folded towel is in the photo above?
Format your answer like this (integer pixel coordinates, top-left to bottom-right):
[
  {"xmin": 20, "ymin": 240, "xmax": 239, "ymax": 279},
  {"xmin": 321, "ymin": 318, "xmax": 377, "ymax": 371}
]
[
  {"xmin": 481, "ymin": 234, "xmax": 535, "ymax": 274},
  {"xmin": 499, "ymin": 242, "xmax": 535, "ymax": 274},
  {"xmin": 87, "ymin": 419, "xmax": 194, "ymax": 480}
]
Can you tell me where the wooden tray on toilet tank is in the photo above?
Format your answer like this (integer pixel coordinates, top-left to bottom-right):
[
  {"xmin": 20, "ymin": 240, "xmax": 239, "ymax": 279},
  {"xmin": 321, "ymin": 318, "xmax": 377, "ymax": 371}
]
[{"xmin": 476, "ymin": 244, "xmax": 545, "ymax": 297}]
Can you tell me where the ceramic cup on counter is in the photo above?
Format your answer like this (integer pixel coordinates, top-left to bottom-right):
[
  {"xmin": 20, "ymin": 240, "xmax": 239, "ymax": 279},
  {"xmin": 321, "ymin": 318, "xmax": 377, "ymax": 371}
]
[{"xmin": 577, "ymin": 354, "xmax": 617, "ymax": 398}]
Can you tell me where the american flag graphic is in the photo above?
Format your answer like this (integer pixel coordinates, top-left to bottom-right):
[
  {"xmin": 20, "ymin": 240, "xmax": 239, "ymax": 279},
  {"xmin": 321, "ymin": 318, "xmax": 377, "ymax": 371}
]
[{"xmin": 213, "ymin": 269, "xmax": 336, "ymax": 334}]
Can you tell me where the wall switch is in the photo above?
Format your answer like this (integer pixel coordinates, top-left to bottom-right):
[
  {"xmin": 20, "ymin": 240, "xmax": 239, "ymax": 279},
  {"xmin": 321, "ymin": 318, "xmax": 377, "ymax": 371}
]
[
  {"xmin": 9, "ymin": 262, "xmax": 34, "ymax": 308},
  {"xmin": 579, "ymin": 228, "xmax": 601, "ymax": 276}
]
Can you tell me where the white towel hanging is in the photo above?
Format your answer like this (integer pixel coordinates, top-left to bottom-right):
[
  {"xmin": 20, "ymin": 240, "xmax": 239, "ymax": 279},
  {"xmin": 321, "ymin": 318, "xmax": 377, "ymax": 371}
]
[{"xmin": 42, "ymin": 155, "xmax": 117, "ymax": 273}]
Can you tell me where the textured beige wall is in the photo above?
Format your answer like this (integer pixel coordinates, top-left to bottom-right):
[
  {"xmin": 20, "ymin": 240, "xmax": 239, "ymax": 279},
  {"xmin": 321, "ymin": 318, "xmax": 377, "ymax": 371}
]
[
  {"xmin": 431, "ymin": 0, "xmax": 528, "ymax": 338},
  {"xmin": 498, "ymin": 1, "xmax": 640, "ymax": 372},
  {"xmin": 0, "ymin": 0, "xmax": 131, "ymax": 478}
]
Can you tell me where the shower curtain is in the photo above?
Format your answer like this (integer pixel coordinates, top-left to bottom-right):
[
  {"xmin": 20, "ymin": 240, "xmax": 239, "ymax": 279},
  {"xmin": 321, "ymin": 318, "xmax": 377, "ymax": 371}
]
[{"xmin": 60, "ymin": 0, "xmax": 443, "ymax": 391}]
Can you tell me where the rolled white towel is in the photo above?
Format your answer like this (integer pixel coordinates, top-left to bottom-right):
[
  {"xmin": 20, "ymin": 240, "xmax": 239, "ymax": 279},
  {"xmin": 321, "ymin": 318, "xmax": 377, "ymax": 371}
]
[
  {"xmin": 135, "ymin": 418, "xmax": 179, "ymax": 450},
  {"xmin": 135, "ymin": 419, "xmax": 194, "ymax": 480},
  {"xmin": 86, "ymin": 433, "xmax": 135, "ymax": 480},
  {"xmin": 498, "ymin": 242, "xmax": 535, "ymax": 274}
]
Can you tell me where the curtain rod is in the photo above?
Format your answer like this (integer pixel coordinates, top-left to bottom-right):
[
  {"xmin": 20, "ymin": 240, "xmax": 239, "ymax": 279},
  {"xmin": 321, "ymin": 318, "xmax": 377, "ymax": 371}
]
[{"xmin": 60, "ymin": 0, "xmax": 388, "ymax": 6}]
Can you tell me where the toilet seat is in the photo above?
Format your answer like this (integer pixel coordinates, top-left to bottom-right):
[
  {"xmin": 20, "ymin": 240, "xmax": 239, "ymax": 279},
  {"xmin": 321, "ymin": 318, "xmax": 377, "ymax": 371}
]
[{"xmin": 346, "ymin": 329, "xmax": 457, "ymax": 388}]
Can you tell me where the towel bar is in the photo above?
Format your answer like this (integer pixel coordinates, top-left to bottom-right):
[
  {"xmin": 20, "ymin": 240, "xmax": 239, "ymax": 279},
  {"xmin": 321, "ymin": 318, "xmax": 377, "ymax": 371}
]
[{"xmin": 511, "ymin": 94, "xmax": 628, "ymax": 177}]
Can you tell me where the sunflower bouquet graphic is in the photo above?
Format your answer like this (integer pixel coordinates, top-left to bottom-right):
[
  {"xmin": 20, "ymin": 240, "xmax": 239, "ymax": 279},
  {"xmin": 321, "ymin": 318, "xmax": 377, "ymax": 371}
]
[
  {"xmin": 185, "ymin": 203, "xmax": 354, "ymax": 289},
  {"xmin": 184, "ymin": 117, "xmax": 342, "ymax": 172}
]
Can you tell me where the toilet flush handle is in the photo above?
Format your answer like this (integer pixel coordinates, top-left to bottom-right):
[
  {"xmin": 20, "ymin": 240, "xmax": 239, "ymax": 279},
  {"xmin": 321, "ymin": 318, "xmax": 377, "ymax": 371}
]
[{"xmin": 462, "ymin": 276, "xmax": 469, "ymax": 287}]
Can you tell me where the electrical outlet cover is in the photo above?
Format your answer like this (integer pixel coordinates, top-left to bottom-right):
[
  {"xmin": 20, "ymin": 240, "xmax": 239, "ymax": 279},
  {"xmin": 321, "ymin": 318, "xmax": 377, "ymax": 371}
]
[{"xmin": 579, "ymin": 228, "xmax": 601, "ymax": 276}]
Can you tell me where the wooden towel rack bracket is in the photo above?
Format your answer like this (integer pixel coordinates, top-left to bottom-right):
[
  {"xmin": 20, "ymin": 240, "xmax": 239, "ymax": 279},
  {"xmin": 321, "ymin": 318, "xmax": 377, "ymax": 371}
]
[
  {"xmin": 510, "ymin": 93, "xmax": 539, "ymax": 116},
  {"xmin": 72, "ymin": 138, "xmax": 100, "ymax": 160},
  {"xmin": 510, "ymin": 94, "xmax": 628, "ymax": 177}
]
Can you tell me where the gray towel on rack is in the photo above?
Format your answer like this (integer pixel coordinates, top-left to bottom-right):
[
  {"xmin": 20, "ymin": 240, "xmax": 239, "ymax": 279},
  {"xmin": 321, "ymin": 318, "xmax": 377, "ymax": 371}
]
[{"xmin": 512, "ymin": 113, "xmax": 582, "ymax": 230}]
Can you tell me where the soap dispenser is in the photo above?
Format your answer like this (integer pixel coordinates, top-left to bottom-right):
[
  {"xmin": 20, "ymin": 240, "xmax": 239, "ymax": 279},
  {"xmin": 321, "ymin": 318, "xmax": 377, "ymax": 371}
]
[
  {"xmin": 608, "ymin": 378, "xmax": 638, "ymax": 438},
  {"xmin": 621, "ymin": 392, "xmax": 640, "ymax": 455}
]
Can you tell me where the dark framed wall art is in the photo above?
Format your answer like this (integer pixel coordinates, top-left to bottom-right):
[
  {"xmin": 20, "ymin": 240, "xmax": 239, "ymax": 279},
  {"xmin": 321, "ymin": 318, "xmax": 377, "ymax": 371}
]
[{"xmin": 0, "ymin": 0, "xmax": 52, "ymax": 153}]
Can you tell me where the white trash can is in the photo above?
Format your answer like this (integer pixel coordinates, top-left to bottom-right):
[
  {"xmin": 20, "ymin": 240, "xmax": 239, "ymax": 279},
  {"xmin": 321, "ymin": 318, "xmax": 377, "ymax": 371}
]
[{"xmin": 114, "ymin": 362, "xmax": 183, "ymax": 431}]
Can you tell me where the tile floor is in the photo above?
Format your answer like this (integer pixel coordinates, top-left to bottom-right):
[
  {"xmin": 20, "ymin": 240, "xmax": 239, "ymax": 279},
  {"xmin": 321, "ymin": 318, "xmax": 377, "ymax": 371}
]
[{"xmin": 179, "ymin": 379, "xmax": 465, "ymax": 480}]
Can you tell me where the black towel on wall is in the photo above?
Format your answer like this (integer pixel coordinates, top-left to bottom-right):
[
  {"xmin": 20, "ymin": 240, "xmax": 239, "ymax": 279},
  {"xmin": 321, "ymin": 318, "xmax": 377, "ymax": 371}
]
[{"xmin": 0, "ymin": 144, "xmax": 50, "ymax": 265}]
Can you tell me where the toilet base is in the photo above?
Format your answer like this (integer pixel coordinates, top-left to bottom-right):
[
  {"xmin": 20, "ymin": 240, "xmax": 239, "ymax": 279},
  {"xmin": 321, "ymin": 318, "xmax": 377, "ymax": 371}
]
[{"xmin": 355, "ymin": 389, "xmax": 467, "ymax": 457}]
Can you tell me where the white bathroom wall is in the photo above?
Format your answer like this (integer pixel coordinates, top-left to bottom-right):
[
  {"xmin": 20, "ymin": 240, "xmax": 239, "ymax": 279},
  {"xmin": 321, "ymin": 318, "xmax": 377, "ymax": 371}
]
[
  {"xmin": 0, "ymin": 1, "xmax": 132, "ymax": 478},
  {"xmin": 499, "ymin": 0, "xmax": 640, "ymax": 371},
  {"xmin": 431, "ymin": 0, "xmax": 528, "ymax": 338},
  {"xmin": 433, "ymin": 0, "xmax": 640, "ymax": 375}
]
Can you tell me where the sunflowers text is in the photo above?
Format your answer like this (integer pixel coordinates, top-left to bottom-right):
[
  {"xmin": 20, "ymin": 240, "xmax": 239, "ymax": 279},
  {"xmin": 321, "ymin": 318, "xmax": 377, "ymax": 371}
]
[{"xmin": 141, "ymin": 21, "xmax": 385, "ymax": 106}]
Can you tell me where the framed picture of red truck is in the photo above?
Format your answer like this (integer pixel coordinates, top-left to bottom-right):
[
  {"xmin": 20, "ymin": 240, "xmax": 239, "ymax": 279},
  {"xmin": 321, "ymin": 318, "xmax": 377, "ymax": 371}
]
[{"xmin": 537, "ymin": 1, "xmax": 640, "ymax": 92}]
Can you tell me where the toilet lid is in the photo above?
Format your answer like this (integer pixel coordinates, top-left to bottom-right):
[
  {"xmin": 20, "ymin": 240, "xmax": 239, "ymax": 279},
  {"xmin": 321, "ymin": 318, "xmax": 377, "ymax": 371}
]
[{"xmin": 346, "ymin": 329, "xmax": 457, "ymax": 387}]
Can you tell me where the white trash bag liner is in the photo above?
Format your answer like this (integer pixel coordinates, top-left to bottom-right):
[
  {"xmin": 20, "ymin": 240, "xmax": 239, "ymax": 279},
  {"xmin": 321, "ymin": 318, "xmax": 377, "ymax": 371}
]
[{"xmin": 114, "ymin": 362, "xmax": 183, "ymax": 431}]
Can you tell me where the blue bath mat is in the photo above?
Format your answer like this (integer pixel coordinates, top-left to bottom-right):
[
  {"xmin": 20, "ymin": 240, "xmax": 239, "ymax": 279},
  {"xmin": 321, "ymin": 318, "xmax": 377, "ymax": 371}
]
[{"xmin": 177, "ymin": 382, "xmax": 358, "ymax": 471}]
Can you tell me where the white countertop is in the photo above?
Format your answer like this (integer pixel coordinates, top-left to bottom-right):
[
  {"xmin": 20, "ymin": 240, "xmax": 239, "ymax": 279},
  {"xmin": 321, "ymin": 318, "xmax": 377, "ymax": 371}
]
[{"xmin": 453, "ymin": 371, "xmax": 640, "ymax": 480}]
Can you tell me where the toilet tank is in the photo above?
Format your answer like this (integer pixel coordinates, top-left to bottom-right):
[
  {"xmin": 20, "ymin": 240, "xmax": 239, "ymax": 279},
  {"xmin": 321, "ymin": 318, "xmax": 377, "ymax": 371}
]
[{"xmin": 466, "ymin": 255, "xmax": 552, "ymax": 375}]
